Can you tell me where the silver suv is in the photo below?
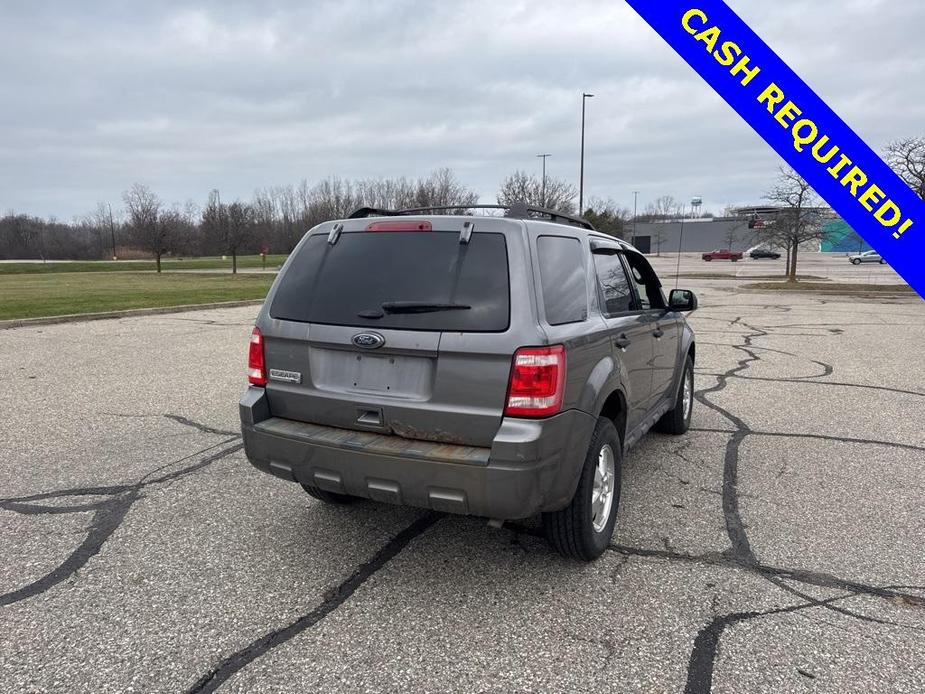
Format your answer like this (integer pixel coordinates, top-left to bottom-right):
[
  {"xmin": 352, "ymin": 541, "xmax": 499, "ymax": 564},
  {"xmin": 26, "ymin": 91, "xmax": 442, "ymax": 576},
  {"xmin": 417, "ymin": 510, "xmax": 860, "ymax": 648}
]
[{"xmin": 240, "ymin": 205, "xmax": 697, "ymax": 560}]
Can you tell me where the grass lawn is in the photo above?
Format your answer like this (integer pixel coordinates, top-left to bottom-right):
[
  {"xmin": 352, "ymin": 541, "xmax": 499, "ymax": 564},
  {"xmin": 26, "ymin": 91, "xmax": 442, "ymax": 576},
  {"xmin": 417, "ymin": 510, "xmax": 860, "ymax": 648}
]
[
  {"xmin": 678, "ymin": 273, "xmax": 825, "ymax": 281},
  {"xmin": 743, "ymin": 281, "xmax": 914, "ymax": 294},
  {"xmin": 0, "ymin": 254, "xmax": 288, "ymax": 275},
  {"xmin": 0, "ymin": 272, "xmax": 276, "ymax": 320}
]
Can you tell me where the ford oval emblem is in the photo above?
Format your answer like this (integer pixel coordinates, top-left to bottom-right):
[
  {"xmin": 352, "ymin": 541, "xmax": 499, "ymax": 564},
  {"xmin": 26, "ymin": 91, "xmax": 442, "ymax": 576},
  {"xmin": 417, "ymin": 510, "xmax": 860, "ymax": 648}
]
[{"xmin": 352, "ymin": 332, "xmax": 385, "ymax": 349}]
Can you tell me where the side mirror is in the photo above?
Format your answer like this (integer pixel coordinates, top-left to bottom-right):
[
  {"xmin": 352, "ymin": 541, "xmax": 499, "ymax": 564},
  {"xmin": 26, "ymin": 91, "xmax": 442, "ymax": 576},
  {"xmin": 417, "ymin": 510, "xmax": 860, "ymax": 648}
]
[{"xmin": 668, "ymin": 289, "xmax": 698, "ymax": 312}]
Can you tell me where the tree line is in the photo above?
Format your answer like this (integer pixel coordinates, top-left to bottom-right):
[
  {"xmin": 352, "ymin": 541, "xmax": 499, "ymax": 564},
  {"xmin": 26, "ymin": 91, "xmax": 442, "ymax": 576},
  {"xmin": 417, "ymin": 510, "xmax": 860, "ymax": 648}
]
[
  {"xmin": 2, "ymin": 137, "xmax": 922, "ymax": 267},
  {"xmin": 1, "ymin": 167, "xmax": 632, "ymax": 267},
  {"xmin": 0, "ymin": 168, "xmax": 483, "ymax": 268}
]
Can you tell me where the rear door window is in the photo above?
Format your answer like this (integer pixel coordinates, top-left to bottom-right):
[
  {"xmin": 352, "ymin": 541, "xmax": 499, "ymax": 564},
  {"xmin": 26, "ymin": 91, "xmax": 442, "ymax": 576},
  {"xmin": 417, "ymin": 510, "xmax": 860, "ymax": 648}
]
[
  {"xmin": 592, "ymin": 252, "xmax": 633, "ymax": 316},
  {"xmin": 536, "ymin": 235, "xmax": 588, "ymax": 326},
  {"xmin": 270, "ymin": 231, "xmax": 510, "ymax": 332}
]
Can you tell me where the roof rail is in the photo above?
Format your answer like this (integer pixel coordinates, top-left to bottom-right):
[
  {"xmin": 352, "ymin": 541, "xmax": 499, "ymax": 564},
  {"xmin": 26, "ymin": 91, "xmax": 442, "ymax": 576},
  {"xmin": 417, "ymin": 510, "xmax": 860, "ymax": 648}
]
[
  {"xmin": 346, "ymin": 203, "xmax": 595, "ymax": 231},
  {"xmin": 347, "ymin": 207, "xmax": 398, "ymax": 219}
]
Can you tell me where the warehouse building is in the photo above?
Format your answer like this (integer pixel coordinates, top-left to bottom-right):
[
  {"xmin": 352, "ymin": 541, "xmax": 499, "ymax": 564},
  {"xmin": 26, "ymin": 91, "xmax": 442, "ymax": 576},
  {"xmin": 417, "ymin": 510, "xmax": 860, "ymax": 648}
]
[
  {"xmin": 627, "ymin": 218, "xmax": 761, "ymax": 254},
  {"xmin": 627, "ymin": 211, "xmax": 866, "ymax": 254}
]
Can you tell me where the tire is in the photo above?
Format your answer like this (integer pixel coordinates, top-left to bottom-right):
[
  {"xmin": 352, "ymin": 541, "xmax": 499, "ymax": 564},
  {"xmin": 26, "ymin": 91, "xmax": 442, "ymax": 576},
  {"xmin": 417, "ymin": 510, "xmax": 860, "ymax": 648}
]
[
  {"xmin": 703, "ymin": 257, "xmax": 712, "ymax": 262},
  {"xmin": 301, "ymin": 483, "xmax": 356, "ymax": 505},
  {"xmin": 731, "ymin": 258, "xmax": 738, "ymax": 262},
  {"xmin": 880, "ymin": 259, "xmax": 886, "ymax": 264},
  {"xmin": 852, "ymin": 259, "xmax": 861, "ymax": 265},
  {"xmin": 654, "ymin": 355, "xmax": 694, "ymax": 435},
  {"xmin": 543, "ymin": 418, "xmax": 622, "ymax": 561}
]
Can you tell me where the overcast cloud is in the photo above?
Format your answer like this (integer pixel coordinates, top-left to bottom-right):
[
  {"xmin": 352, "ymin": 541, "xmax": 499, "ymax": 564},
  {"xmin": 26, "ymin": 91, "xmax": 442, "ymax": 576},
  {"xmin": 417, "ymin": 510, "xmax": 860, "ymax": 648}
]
[{"xmin": 2, "ymin": 0, "xmax": 924, "ymax": 219}]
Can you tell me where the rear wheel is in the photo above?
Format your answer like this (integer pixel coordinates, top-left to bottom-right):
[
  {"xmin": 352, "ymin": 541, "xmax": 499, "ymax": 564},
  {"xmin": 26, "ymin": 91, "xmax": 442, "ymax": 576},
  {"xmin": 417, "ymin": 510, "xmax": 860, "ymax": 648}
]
[
  {"xmin": 301, "ymin": 483, "xmax": 356, "ymax": 505},
  {"xmin": 543, "ymin": 418, "xmax": 622, "ymax": 561},
  {"xmin": 655, "ymin": 355, "xmax": 694, "ymax": 435}
]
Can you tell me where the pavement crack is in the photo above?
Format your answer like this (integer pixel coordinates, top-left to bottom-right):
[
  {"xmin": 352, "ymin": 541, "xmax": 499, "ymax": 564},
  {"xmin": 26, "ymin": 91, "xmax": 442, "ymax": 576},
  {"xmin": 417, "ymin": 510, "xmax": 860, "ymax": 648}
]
[
  {"xmin": 681, "ymin": 311, "xmax": 925, "ymax": 690},
  {"xmin": 100, "ymin": 411, "xmax": 240, "ymax": 436},
  {"xmin": 0, "ymin": 491, "xmax": 139, "ymax": 606},
  {"xmin": 186, "ymin": 512, "xmax": 440, "ymax": 694},
  {"xmin": 685, "ymin": 595, "xmax": 860, "ymax": 694},
  {"xmin": 695, "ymin": 374, "xmax": 925, "ymax": 398},
  {"xmin": 0, "ymin": 440, "xmax": 243, "ymax": 606},
  {"xmin": 163, "ymin": 414, "xmax": 240, "ymax": 437}
]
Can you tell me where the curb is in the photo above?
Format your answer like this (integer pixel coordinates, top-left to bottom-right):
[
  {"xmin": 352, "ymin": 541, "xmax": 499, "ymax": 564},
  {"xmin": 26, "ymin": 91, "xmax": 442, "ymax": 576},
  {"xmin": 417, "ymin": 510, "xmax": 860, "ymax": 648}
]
[
  {"xmin": 0, "ymin": 299, "xmax": 265, "ymax": 330},
  {"xmin": 736, "ymin": 288, "xmax": 916, "ymax": 299}
]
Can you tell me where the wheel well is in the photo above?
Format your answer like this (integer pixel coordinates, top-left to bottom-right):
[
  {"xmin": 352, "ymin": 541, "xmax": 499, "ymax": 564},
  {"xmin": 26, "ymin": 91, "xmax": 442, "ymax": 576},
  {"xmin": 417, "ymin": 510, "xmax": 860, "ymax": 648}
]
[
  {"xmin": 599, "ymin": 390, "xmax": 627, "ymax": 445},
  {"xmin": 688, "ymin": 341, "xmax": 696, "ymax": 364}
]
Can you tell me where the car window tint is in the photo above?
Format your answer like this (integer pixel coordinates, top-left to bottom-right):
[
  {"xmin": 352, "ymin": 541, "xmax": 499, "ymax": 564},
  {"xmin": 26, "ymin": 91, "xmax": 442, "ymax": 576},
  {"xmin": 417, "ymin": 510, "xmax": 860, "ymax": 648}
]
[
  {"xmin": 624, "ymin": 253, "xmax": 665, "ymax": 311},
  {"xmin": 270, "ymin": 231, "xmax": 510, "ymax": 331},
  {"xmin": 537, "ymin": 235, "xmax": 587, "ymax": 325},
  {"xmin": 629, "ymin": 264, "xmax": 651, "ymax": 309},
  {"xmin": 592, "ymin": 253, "xmax": 633, "ymax": 316}
]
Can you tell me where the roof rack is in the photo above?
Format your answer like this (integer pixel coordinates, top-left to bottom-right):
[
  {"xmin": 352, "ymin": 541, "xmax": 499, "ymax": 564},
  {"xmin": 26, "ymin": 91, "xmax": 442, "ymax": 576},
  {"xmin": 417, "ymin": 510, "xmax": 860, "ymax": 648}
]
[{"xmin": 347, "ymin": 203, "xmax": 595, "ymax": 231}]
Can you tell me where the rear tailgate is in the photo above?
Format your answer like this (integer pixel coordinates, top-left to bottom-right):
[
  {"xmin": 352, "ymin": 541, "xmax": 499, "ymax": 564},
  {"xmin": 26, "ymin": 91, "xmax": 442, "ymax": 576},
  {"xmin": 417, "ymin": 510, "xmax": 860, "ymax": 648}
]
[{"xmin": 261, "ymin": 225, "xmax": 515, "ymax": 448}]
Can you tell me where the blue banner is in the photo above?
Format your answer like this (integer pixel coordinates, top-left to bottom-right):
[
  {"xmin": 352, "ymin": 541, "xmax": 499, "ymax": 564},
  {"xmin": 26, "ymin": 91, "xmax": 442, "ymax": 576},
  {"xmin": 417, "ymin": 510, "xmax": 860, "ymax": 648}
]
[{"xmin": 626, "ymin": 0, "xmax": 925, "ymax": 298}]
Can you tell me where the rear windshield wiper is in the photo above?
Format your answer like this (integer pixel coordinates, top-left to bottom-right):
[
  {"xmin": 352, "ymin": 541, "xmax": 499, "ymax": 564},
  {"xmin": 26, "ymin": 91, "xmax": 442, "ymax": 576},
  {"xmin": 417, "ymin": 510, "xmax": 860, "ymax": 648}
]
[{"xmin": 380, "ymin": 301, "xmax": 471, "ymax": 314}]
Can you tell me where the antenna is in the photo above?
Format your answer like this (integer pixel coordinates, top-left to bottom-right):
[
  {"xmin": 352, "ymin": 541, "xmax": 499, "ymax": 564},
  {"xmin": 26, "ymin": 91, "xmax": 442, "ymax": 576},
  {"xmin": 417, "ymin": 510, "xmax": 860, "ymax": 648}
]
[{"xmin": 675, "ymin": 205, "xmax": 686, "ymax": 289}]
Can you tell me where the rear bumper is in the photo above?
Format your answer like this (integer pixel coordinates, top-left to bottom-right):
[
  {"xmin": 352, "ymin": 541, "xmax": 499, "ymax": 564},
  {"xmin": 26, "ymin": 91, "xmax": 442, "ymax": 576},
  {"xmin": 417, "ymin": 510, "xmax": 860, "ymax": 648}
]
[{"xmin": 239, "ymin": 386, "xmax": 596, "ymax": 520}]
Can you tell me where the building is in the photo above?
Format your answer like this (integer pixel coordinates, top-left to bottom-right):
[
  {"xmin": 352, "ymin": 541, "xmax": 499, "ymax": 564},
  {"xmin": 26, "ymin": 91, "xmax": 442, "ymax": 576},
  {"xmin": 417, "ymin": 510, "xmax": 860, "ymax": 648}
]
[
  {"xmin": 627, "ymin": 208, "xmax": 863, "ymax": 254},
  {"xmin": 819, "ymin": 218, "xmax": 871, "ymax": 253},
  {"xmin": 628, "ymin": 218, "xmax": 761, "ymax": 254}
]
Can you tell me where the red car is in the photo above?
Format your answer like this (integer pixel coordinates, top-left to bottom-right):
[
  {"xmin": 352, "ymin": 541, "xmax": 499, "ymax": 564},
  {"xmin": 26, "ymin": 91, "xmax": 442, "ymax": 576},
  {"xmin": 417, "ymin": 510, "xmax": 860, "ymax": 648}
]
[{"xmin": 702, "ymin": 249, "xmax": 743, "ymax": 262}]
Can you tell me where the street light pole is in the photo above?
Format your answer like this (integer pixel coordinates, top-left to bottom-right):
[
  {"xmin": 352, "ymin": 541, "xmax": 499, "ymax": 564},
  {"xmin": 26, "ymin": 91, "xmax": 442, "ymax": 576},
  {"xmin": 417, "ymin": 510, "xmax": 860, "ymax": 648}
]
[
  {"xmin": 537, "ymin": 154, "xmax": 551, "ymax": 208},
  {"xmin": 676, "ymin": 205, "xmax": 686, "ymax": 289},
  {"xmin": 632, "ymin": 191, "xmax": 639, "ymax": 246},
  {"xmin": 579, "ymin": 92, "xmax": 594, "ymax": 215}
]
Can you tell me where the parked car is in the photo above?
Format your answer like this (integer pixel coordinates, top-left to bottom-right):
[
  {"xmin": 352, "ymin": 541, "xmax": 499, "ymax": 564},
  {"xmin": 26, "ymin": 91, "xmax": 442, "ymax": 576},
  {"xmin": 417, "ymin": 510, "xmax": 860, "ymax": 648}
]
[
  {"xmin": 749, "ymin": 248, "xmax": 781, "ymax": 260},
  {"xmin": 849, "ymin": 250, "xmax": 885, "ymax": 265},
  {"xmin": 240, "ymin": 204, "xmax": 698, "ymax": 561},
  {"xmin": 702, "ymin": 249, "xmax": 743, "ymax": 262}
]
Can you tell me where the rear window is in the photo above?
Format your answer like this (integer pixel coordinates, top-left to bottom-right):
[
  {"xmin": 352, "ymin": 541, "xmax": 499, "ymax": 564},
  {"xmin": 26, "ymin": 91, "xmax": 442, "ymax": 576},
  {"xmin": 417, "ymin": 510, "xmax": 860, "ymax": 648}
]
[
  {"xmin": 537, "ymin": 235, "xmax": 588, "ymax": 325},
  {"xmin": 270, "ymin": 231, "xmax": 510, "ymax": 332}
]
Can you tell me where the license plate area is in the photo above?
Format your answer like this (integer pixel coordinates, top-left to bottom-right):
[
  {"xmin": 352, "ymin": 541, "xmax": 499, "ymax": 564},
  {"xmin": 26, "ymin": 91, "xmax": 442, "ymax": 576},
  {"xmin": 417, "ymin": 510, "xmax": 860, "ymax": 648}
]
[{"xmin": 310, "ymin": 348, "xmax": 433, "ymax": 399}]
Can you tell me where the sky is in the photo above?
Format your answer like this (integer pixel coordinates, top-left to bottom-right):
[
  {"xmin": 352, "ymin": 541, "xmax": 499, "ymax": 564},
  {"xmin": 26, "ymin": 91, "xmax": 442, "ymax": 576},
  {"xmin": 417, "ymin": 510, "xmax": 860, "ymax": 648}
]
[{"xmin": 2, "ymin": 0, "xmax": 924, "ymax": 220}]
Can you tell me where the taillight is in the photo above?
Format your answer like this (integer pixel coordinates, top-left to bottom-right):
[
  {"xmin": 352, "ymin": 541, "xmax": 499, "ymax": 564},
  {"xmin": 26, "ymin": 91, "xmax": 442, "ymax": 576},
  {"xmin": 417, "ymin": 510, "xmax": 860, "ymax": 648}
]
[
  {"xmin": 504, "ymin": 345, "xmax": 566, "ymax": 418},
  {"xmin": 366, "ymin": 220, "xmax": 432, "ymax": 232},
  {"xmin": 248, "ymin": 327, "xmax": 267, "ymax": 386}
]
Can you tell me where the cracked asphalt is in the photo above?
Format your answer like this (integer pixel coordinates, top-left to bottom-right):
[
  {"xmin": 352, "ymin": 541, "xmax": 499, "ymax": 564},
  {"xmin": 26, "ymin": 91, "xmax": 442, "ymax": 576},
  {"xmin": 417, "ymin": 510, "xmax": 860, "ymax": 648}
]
[{"xmin": 1, "ymin": 283, "xmax": 924, "ymax": 693}]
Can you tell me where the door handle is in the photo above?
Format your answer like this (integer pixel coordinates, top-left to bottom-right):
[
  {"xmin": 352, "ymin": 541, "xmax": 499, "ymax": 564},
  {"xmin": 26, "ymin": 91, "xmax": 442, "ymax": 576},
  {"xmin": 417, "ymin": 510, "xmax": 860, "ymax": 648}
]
[
  {"xmin": 653, "ymin": 328, "xmax": 664, "ymax": 339},
  {"xmin": 612, "ymin": 334, "xmax": 631, "ymax": 349}
]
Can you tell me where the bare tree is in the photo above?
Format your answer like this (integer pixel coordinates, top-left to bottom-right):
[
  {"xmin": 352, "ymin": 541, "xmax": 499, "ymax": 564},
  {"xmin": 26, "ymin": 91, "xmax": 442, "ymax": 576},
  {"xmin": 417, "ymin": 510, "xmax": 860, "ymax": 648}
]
[
  {"xmin": 583, "ymin": 197, "xmax": 631, "ymax": 238},
  {"xmin": 644, "ymin": 195, "xmax": 680, "ymax": 256},
  {"xmin": 350, "ymin": 169, "xmax": 478, "ymax": 213},
  {"xmin": 202, "ymin": 191, "xmax": 255, "ymax": 273},
  {"xmin": 122, "ymin": 183, "xmax": 169, "ymax": 272},
  {"xmin": 308, "ymin": 176, "xmax": 361, "ymax": 222},
  {"xmin": 411, "ymin": 168, "xmax": 479, "ymax": 211},
  {"xmin": 158, "ymin": 207, "xmax": 185, "ymax": 264},
  {"xmin": 762, "ymin": 168, "xmax": 827, "ymax": 282},
  {"xmin": 73, "ymin": 204, "xmax": 108, "ymax": 259},
  {"xmin": 497, "ymin": 171, "xmax": 577, "ymax": 213},
  {"xmin": 722, "ymin": 220, "xmax": 750, "ymax": 250},
  {"xmin": 647, "ymin": 195, "xmax": 680, "ymax": 220},
  {"xmin": 225, "ymin": 201, "xmax": 255, "ymax": 273},
  {"xmin": 885, "ymin": 137, "xmax": 925, "ymax": 200}
]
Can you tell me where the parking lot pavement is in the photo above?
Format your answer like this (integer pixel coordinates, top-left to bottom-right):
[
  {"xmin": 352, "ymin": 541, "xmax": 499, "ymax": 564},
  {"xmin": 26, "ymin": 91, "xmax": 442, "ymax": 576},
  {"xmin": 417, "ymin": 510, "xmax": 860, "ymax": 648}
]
[
  {"xmin": 647, "ymin": 252, "xmax": 908, "ymax": 285},
  {"xmin": 1, "ymin": 288, "xmax": 923, "ymax": 693}
]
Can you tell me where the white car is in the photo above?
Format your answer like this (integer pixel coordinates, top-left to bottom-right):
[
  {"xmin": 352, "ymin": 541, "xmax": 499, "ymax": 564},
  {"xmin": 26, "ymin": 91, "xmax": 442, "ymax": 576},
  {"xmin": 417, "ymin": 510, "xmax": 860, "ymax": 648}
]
[{"xmin": 848, "ymin": 250, "xmax": 885, "ymax": 265}]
